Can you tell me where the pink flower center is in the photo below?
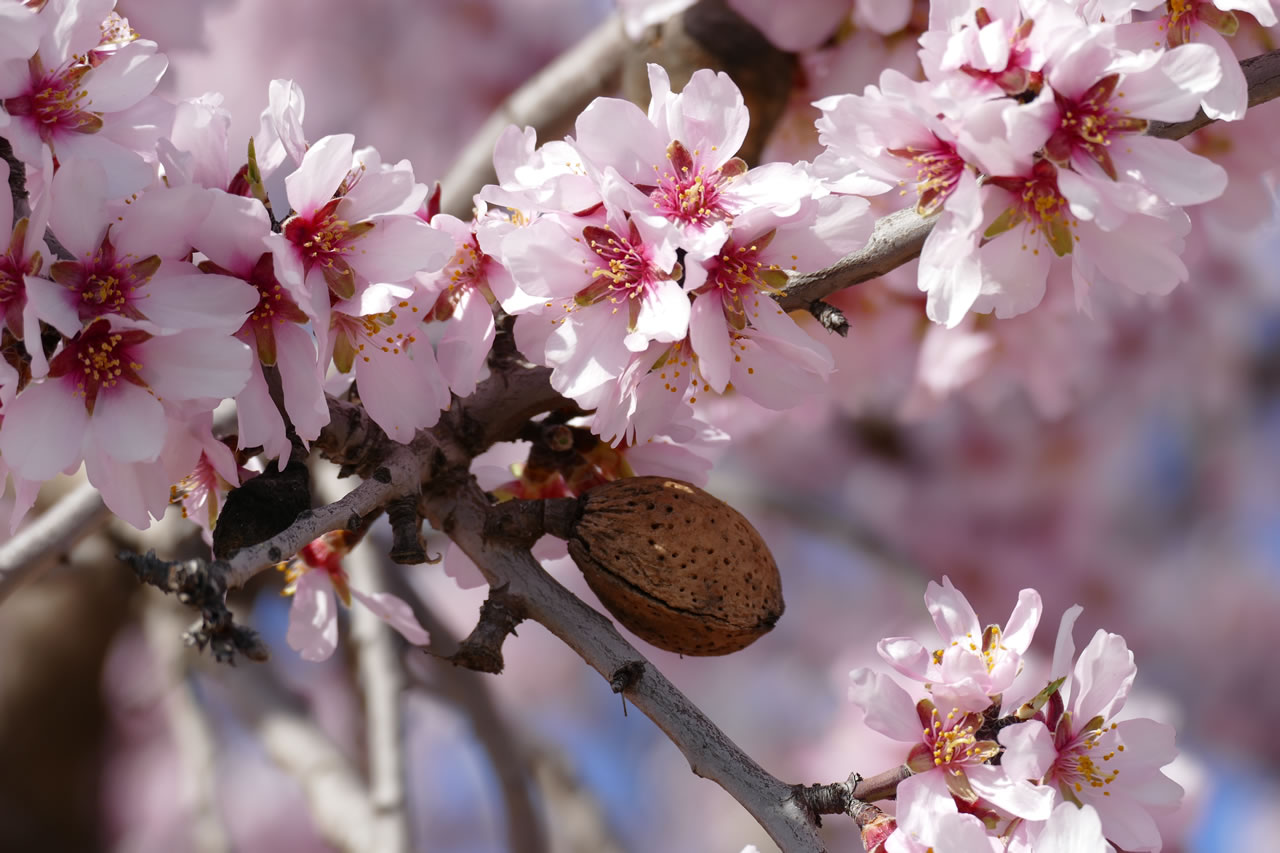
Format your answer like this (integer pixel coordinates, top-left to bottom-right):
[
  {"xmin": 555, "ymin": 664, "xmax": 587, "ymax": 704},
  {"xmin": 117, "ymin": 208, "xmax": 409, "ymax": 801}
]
[
  {"xmin": 920, "ymin": 706, "xmax": 995, "ymax": 769},
  {"xmin": 985, "ymin": 160, "xmax": 1077, "ymax": 258},
  {"xmin": 1050, "ymin": 722, "xmax": 1123, "ymax": 798},
  {"xmin": 888, "ymin": 136, "xmax": 967, "ymax": 216},
  {"xmin": 50, "ymin": 236, "xmax": 159, "ymax": 323},
  {"xmin": 575, "ymin": 221, "xmax": 669, "ymax": 332},
  {"xmin": 47, "ymin": 319, "xmax": 149, "ymax": 413},
  {"xmin": 429, "ymin": 234, "xmax": 491, "ymax": 322},
  {"xmin": 331, "ymin": 303, "xmax": 419, "ymax": 373},
  {"xmin": 1045, "ymin": 75, "xmax": 1148, "ymax": 179},
  {"xmin": 2, "ymin": 59, "xmax": 102, "ymax": 145},
  {"xmin": 283, "ymin": 198, "xmax": 370, "ymax": 299},
  {"xmin": 1164, "ymin": 0, "xmax": 1238, "ymax": 46},
  {"xmin": 648, "ymin": 140, "xmax": 744, "ymax": 229},
  {"xmin": 698, "ymin": 234, "xmax": 786, "ymax": 331}
]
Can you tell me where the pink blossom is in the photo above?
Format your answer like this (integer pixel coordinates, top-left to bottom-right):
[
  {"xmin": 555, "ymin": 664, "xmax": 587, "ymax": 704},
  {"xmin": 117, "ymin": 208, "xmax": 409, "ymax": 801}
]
[
  {"xmin": 43, "ymin": 159, "xmax": 258, "ymax": 335},
  {"xmin": 574, "ymin": 65, "xmax": 818, "ymax": 257},
  {"xmin": 0, "ymin": 151, "xmax": 77, "ymax": 377},
  {"xmin": 0, "ymin": 0, "xmax": 169, "ymax": 195},
  {"xmin": 847, "ymin": 670, "xmax": 1053, "ymax": 820},
  {"xmin": 506, "ymin": 199, "xmax": 687, "ymax": 405},
  {"xmin": 192, "ymin": 190, "xmax": 328, "ymax": 464},
  {"xmin": 1123, "ymin": 0, "xmax": 1255, "ymax": 120},
  {"xmin": 279, "ymin": 530, "xmax": 429, "ymax": 662},
  {"xmin": 267, "ymin": 133, "xmax": 451, "ymax": 349},
  {"xmin": 877, "ymin": 576, "xmax": 1042, "ymax": 712},
  {"xmin": 1040, "ymin": 33, "xmax": 1226, "ymax": 209},
  {"xmin": 1041, "ymin": 630, "xmax": 1182, "ymax": 851},
  {"xmin": 0, "ymin": 316, "xmax": 252, "ymax": 525},
  {"xmin": 419, "ymin": 212, "xmax": 508, "ymax": 398},
  {"xmin": 884, "ymin": 772, "xmax": 1002, "ymax": 853},
  {"xmin": 326, "ymin": 285, "xmax": 451, "ymax": 443}
]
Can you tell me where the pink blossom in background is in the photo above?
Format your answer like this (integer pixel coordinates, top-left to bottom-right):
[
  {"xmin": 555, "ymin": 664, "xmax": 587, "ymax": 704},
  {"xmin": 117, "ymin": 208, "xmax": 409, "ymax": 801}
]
[{"xmin": 279, "ymin": 530, "xmax": 429, "ymax": 662}]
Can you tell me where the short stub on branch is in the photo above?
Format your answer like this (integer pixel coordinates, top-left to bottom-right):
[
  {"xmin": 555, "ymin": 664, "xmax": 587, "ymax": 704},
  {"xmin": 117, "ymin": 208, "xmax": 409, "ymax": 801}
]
[{"xmin": 119, "ymin": 550, "xmax": 269, "ymax": 664}]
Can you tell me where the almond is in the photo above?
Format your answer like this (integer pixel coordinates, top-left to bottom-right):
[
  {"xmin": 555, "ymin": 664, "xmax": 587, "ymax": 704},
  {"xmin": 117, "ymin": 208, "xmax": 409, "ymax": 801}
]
[{"xmin": 553, "ymin": 477, "xmax": 784, "ymax": 655}]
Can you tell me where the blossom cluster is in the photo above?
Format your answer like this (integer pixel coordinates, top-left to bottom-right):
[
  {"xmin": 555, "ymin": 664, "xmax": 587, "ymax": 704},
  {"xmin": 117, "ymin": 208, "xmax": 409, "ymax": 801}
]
[
  {"xmin": 849, "ymin": 578, "xmax": 1181, "ymax": 852},
  {"xmin": 474, "ymin": 63, "xmax": 871, "ymax": 447},
  {"xmin": 812, "ymin": 0, "xmax": 1259, "ymax": 328},
  {"xmin": 1, "ymin": 0, "xmax": 1275, "ymax": 533},
  {"xmin": 0, "ymin": 0, "xmax": 466, "ymax": 528}
]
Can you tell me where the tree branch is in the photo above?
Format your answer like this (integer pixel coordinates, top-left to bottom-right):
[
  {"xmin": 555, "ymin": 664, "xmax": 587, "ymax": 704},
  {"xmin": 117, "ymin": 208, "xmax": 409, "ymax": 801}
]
[
  {"xmin": 438, "ymin": 14, "xmax": 626, "ymax": 218},
  {"xmin": 0, "ymin": 482, "xmax": 111, "ymax": 607},
  {"xmin": 417, "ymin": 470, "xmax": 825, "ymax": 852},
  {"xmin": 778, "ymin": 47, "xmax": 1280, "ymax": 317}
]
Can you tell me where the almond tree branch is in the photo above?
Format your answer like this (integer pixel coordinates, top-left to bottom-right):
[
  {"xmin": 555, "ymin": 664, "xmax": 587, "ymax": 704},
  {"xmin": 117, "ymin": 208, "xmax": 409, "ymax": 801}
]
[
  {"xmin": 417, "ymin": 467, "xmax": 825, "ymax": 852},
  {"xmin": 439, "ymin": 13, "xmax": 626, "ymax": 218},
  {"xmin": 778, "ymin": 47, "xmax": 1280, "ymax": 316},
  {"xmin": 0, "ymin": 481, "xmax": 110, "ymax": 607}
]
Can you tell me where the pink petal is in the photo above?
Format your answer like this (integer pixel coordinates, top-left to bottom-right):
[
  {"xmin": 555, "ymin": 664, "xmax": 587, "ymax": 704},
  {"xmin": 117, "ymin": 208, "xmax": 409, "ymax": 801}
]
[
  {"xmin": 688, "ymin": 291, "xmax": 731, "ymax": 392},
  {"xmin": 0, "ymin": 378, "xmax": 88, "ymax": 481},
  {"xmin": 285, "ymin": 134, "xmax": 354, "ymax": 214},
  {"xmin": 847, "ymin": 668, "xmax": 922, "ymax": 742},
  {"xmin": 349, "ymin": 588, "xmax": 430, "ymax": 646},
  {"xmin": 49, "ymin": 158, "xmax": 108, "ymax": 259},
  {"xmin": 274, "ymin": 321, "xmax": 330, "ymax": 442},
  {"xmin": 82, "ymin": 40, "xmax": 167, "ymax": 113},
  {"xmin": 135, "ymin": 331, "xmax": 252, "ymax": 401},
  {"xmin": 926, "ymin": 577, "xmax": 981, "ymax": 642},
  {"xmin": 357, "ymin": 214, "xmax": 453, "ymax": 282},
  {"xmin": 287, "ymin": 570, "xmax": 340, "ymax": 662},
  {"xmin": 90, "ymin": 381, "xmax": 166, "ymax": 463},
  {"xmin": 438, "ymin": 287, "xmax": 496, "ymax": 398}
]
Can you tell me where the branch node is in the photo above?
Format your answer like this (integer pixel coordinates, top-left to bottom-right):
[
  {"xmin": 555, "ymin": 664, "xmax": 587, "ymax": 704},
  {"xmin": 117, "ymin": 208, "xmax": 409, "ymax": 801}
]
[
  {"xmin": 609, "ymin": 660, "xmax": 645, "ymax": 694},
  {"xmin": 807, "ymin": 299, "xmax": 849, "ymax": 337},
  {"xmin": 483, "ymin": 496, "xmax": 581, "ymax": 545},
  {"xmin": 386, "ymin": 494, "xmax": 429, "ymax": 564},
  {"xmin": 120, "ymin": 550, "xmax": 269, "ymax": 664},
  {"xmin": 449, "ymin": 584, "xmax": 527, "ymax": 674}
]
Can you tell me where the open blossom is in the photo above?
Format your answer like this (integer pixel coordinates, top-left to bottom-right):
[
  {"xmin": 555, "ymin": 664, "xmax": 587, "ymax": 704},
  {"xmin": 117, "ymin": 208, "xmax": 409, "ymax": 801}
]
[
  {"xmin": 191, "ymin": 190, "xmax": 328, "ymax": 464},
  {"xmin": 0, "ymin": 316, "xmax": 252, "ymax": 526},
  {"xmin": 849, "ymin": 669, "xmax": 1054, "ymax": 821},
  {"xmin": 267, "ymin": 133, "xmax": 451, "ymax": 350},
  {"xmin": 1000, "ymin": 624, "xmax": 1184, "ymax": 852},
  {"xmin": 43, "ymin": 158, "xmax": 257, "ymax": 336},
  {"xmin": 418, "ymin": 210, "xmax": 512, "ymax": 399},
  {"xmin": 877, "ymin": 576, "xmax": 1042, "ymax": 712},
  {"xmin": 278, "ymin": 530, "xmax": 429, "ymax": 662},
  {"xmin": 327, "ymin": 284, "xmax": 451, "ymax": 442},
  {"xmin": 506, "ymin": 195, "xmax": 688, "ymax": 407},
  {"xmin": 573, "ymin": 64, "xmax": 831, "ymax": 257},
  {"xmin": 0, "ymin": 0, "xmax": 169, "ymax": 195}
]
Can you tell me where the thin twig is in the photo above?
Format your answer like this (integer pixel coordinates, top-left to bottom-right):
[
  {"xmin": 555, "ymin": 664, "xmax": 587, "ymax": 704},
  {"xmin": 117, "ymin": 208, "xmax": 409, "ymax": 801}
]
[
  {"xmin": 0, "ymin": 482, "xmax": 110, "ymax": 607},
  {"xmin": 778, "ymin": 48, "xmax": 1280, "ymax": 316},
  {"xmin": 438, "ymin": 13, "xmax": 626, "ymax": 218}
]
